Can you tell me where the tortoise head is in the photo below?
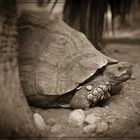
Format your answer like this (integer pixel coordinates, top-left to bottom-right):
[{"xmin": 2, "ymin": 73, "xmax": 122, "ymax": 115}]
[{"xmin": 104, "ymin": 62, "xmax": 132, "ymax": 84}]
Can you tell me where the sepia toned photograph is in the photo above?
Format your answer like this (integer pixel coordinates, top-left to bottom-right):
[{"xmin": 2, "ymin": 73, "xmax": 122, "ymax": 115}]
[{"xmin": 0, "ymin": 0, "xmax": 140, "ymax": 139}]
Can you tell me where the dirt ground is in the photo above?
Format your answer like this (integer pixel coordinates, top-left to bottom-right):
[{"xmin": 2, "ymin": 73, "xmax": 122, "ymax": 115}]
[{"xmin": 32, "ymin": 40, "xmax": 140, "ymax": 139}]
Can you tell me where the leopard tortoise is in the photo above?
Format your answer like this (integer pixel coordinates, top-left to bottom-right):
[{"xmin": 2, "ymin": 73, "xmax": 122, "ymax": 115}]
[{"xmin": 18, "ymin": 11, "xmax": 132, "ymax": 109}]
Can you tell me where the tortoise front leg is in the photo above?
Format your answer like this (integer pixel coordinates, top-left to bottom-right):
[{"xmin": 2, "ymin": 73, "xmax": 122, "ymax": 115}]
[
  {"xmin": 86, "ymin": 81, "xmax": 112, "ymax": 103},
  {"xmin": 70, "ymin": 78, "xmax": 112, "ymax": 109}
]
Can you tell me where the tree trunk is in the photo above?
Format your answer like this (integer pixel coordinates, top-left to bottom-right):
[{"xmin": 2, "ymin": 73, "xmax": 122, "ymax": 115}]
[
  {"xmin": 0, "ymin": 0, "xmax": 40, "ymax": 137},
  {"xmin": 88, "ymin": 0, "xmax": 107, "ymax": 50},
  {"xmin": 63, "ymin": 0, "xmax": 108, "ymax": 50}
]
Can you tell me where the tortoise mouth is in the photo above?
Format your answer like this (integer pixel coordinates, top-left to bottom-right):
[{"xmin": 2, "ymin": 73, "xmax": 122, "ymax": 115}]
[
  {"xmin": 109, "ymin": 69, "xmax": 132, "ymax": 85},
  {"xmin": 119, "ymin": 73, "xmax": 131, "ymax": 81},
  {"xmin": 114, "ymin": 71, "xmax": 132, "ymax": 83}
]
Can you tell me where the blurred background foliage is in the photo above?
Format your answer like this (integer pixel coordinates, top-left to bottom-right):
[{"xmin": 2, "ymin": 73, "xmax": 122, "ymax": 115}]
[
  {"xmin": 17, "ymin": 0, "xmax": 140, "ymax": 50},
  {"xmin": 36, "ymin": 0, "xmax": 136, "ymax": 50}
]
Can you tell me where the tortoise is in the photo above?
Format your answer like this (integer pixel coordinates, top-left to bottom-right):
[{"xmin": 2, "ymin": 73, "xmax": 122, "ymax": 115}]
[{"xmin": 18, "ymin": 11, "xmax": 132, "ymax": 109}]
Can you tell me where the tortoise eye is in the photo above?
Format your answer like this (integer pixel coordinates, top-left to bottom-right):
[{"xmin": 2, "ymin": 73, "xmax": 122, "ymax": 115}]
[{"xmin": 118, "ymin": 66, "xmax": 123, "ymax": 71}]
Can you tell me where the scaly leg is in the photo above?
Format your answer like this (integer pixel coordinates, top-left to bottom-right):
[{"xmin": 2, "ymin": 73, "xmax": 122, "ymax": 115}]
[{"xmin": 70, "ymin": 77, "xmax": 112, "ymax": 109}]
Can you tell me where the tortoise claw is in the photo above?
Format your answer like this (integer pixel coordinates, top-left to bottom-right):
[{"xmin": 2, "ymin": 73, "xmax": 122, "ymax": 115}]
[
  {"xmin": 106, "ymin": 92, "xmax": 111, "ymax": 98},
  {"xmin": 101, "ymin": 95, "xmax": 105, "ymax": 100}
]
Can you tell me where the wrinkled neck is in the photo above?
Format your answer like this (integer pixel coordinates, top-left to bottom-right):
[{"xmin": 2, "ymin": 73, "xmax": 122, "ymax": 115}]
[{"xmin": 108, "ymin": 79, "xmax": 120, "ymax": 87}]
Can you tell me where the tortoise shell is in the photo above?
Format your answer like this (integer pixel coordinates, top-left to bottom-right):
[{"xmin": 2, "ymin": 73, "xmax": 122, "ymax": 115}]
[{"xmin": 18, "ymin": 11, "xmax": 117, "ymax": 97}]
